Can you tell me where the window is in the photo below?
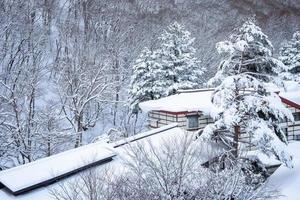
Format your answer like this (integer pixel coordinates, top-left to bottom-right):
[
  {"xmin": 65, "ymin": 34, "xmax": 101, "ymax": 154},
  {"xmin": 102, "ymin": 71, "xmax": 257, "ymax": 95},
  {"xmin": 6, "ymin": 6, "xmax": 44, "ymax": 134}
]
[
  {"xmin": 293, "ymin": 112, "xmax": 300, "ymax": 121},
  {"xmin": 283, "ymin": 128, "xmax": 288, "ymax": 137},
  {"xmin": 187, "ymin": 115, "xmax": 199, "ymax": 129},
  {"xmin": 295, "ymin": 134, "xmax": 300, "ymax": 141}
]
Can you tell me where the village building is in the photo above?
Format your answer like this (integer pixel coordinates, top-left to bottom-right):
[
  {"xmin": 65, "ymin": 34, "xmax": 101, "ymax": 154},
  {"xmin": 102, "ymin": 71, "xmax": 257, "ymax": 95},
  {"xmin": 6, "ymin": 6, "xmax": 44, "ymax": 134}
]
[
  {"xmin": 139, "ymin": 85, "xmax": 300, "ymax": 141},
  {"xmin": 0, "ymin": 124, "xmax": 223, "ymax": 200},
  {"xmin": 139, "ymin": 88, "xmax": 215, "ymax": 131}
]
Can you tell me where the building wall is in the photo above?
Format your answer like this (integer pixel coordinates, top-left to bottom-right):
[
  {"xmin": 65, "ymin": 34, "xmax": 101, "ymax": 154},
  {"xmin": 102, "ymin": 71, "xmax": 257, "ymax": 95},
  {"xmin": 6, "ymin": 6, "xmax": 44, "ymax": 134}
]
[
  {"xmin": 148, "ymin": 102, "xmax": 300, "ymax": 141},
  {"xmin": 285, "ymin": 105, "xmax": 300, "ymax": 140},
  {"xmin": 148, "ymin": 111, "xmax": 213, "ymax": 130}
]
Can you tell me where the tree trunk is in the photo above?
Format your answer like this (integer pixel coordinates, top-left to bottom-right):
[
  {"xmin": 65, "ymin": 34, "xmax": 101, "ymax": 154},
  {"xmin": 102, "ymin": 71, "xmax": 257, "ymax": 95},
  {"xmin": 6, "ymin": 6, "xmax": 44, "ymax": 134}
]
[
  {"xmin": 75, "ymin": 113, "xmax": 83, "ymax": 148},
  {"xmin": 113, "ymin": 57, "xmax": 120, "ymax": 126},
  {"xmin": 233, "ymin": 125, "xmax": 240, "ymax": 157}
]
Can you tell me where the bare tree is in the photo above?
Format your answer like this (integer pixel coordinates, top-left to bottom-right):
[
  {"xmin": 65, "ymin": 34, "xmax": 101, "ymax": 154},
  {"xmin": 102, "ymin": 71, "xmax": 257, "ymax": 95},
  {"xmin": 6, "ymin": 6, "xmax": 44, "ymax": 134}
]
[
  {"xmin": 0, "ymin": 0, "xmax": 47, "ymax": 167},
  {"xmin": 51, "ymin": 134, "xmax": 279, "ymax": 200}
]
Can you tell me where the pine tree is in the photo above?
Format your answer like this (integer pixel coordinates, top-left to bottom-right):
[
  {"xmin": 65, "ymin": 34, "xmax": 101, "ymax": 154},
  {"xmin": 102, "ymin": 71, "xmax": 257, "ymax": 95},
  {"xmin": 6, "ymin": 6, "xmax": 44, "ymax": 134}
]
[
  {"xmin": 159, "ymin": 22, "xmax": 205, "ymax": 95},
  {"xmin": 279, "ymin": 31, "xmax": 300, "ymax": 83},
  {"xmin": 203, "ymin": 20, "xmax": 293, "ymax": 168},
  {"xmin": 128, "ymin": 48, "xmax": 165, "ymax": 113},
  {"xmin": 129, "ymin": 22, "xmax": 205, "ymax": 114},
  {"xmin": 208, "ymin": 20, "xmax": 286, "ymax": 86}
]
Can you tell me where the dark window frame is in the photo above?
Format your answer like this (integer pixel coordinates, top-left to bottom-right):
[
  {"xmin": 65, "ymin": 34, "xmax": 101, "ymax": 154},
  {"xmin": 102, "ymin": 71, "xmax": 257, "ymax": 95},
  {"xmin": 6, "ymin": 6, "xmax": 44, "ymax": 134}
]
[
  {"xmin": 295, "ymin": 134, "xmax": 300, "ymax": 141},
  {"xmin": 186, "ymin": 114, "xmax": 200, "ymax": 130},
  {"xmin": 293, "ymin": 112, "xmax": 300, "ymax": 121}
]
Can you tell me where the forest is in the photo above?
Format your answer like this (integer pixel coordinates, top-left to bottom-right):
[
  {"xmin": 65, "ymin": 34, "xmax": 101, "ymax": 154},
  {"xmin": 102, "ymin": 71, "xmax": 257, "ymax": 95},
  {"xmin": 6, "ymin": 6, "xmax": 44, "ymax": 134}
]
[{"xmin": 0, "ymin": 0, "xmax": 299, "ymax": 170}]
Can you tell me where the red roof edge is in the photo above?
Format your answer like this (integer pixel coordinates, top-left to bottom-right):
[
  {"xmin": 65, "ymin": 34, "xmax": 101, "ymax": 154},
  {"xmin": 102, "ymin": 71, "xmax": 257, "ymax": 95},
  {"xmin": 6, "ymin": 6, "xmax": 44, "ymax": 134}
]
[
  {"xmin": 154, "ymin": 110, "xmax": 199, "ymax": 115},
  {"xmin": 280, "ymin": 96, "xmax": 300, "ymax": 110}
]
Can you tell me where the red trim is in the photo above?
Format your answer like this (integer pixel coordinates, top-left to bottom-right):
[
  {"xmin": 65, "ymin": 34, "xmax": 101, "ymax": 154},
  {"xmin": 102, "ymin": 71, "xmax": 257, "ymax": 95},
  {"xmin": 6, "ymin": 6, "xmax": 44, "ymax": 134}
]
[
  {"xmin": 154, "ymin": 110, "xmax": 199, "ymax": 115},
  {"xmin": 153, "ymin": 96, "xmax": 300, "ymax": 113},
  {"xmin": 280, "ymin": 97, "xmax": 300, "ymax": 110},
  {"xmin": 153, "ymin": 110, "xmax": 188, "ymax": 115}
]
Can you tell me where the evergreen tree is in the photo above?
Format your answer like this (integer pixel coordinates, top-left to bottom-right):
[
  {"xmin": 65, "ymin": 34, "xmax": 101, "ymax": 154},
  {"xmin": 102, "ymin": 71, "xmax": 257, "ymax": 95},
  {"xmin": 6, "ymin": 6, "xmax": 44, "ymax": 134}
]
[
  {"xmin": 159, "ymin": 22, "xmax": 205, "ymax": 95},
  {"xmin": 279, "ymin": 31, "xmax": 300, "ymax": 83},
  {"xmin": 128, "ymin": 48, "xmax": 165, "ymax": 113},
  {"xmin": 203, "ymin": 20, "xmax": 293, "ymax": 168},
  {"xmin": 129, "ymin": 22, "xmax": 205, "ymax": 113},
  {"xmin": 209, "ymin": 20, "xmax": 286, "ymax": 86}
]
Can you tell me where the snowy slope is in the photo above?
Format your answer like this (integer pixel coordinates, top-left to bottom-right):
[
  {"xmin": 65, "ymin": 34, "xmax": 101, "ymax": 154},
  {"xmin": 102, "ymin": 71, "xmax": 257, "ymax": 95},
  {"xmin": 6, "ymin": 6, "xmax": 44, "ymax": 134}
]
[{"xmin": 268, "ymin": 142, "xmax": 300, "ymax": 200}]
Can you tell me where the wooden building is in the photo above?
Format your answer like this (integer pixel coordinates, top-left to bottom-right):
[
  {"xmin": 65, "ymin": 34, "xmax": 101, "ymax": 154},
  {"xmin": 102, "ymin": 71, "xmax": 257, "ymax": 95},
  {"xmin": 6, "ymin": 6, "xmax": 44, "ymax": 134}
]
[
  {"xmin": 139, "ymin": 88, "xmax": 300, "ymax": 141},
  {"xmin": 280, "ymin": 96, "xmax": 300, "ymax": 141}
]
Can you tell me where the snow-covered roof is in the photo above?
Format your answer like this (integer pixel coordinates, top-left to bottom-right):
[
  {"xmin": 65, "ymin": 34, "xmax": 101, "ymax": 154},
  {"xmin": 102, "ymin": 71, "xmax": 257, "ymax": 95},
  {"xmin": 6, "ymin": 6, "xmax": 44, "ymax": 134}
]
[
  {"xmin": 0, "ymin": 142, "xmax": 116, "ymax": 195},
  {"xmin": 0, "ymin": 124, "xmax": 223, "ymax": 200},
  {"xmin": 266, "ymin": 81, "xmax": 300, "ymax": 108},
  {"xmin": 280, "ymin": 91, "xmax": 300, "ymax": 109},
  {"xmin": 279, "ymin": 82, "xmax": 300, "ymax": 109},
  {"xmin": 268, "ymin": 141, "xmax": 300, "ymax": 200},
  {"xmin": 139, "ymin": 83, "xmax": 300, "ymax": 114},
  {"xmin": 113, "ymin": 123, "xmax": 178, "ymax": 147},
  {"xmin": 139, "ymin": 89, "xmax": 215, "ymax": 115}
]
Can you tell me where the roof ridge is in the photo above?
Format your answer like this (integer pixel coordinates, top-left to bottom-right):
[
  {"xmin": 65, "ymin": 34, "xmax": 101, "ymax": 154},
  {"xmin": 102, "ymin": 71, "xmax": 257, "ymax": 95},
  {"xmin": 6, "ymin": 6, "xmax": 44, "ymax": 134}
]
[
  {"xmin": 113, "ymin": 123, "xmax": 178, "ymax": 148},
  {"xmin": 177, "ymin": 88, "xmax": 215, "ymax": 93}
]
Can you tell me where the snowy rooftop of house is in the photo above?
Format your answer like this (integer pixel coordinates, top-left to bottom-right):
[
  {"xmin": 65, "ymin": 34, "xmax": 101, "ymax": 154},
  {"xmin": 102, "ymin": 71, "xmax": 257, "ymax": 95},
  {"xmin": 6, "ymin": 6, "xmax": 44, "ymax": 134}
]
[
  {"xmin": 279, "ymin": 82, "xmax": 300, "ymax": 109},
  {"xmin": 139, "ymin": 88, "xmax": 215, "ymax": 115},
  {"xmin": 0, "ymin": 124, "xmax": 223, "ymax": 200},
  {"xmin": 139, "ymin": 82, "xmax": 300, "ymax": 114},
  {"xmin": 0, "ymin": 141, "xmax": 116, "ymax": 195}
]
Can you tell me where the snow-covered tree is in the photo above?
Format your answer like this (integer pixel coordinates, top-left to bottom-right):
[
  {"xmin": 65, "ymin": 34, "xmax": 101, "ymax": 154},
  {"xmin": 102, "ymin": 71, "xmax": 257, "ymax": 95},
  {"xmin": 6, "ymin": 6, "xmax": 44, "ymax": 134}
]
[
  {"xmin": 159, "ymin": 22, "xmax": 205, "ymax": 95},
  {"xmin": 279, "ymin": 31, "xmax": 300, "ymax": 83},
  {"xmin": 209, "ymin": 20, "xmax": 287, "ymax": 86},
  {"xmin": 0, "ymin": 1, "xmax": 47, "ymax": 168},
  {"xmin": 37, "ymin": 104, "xmax": 74, "ymax": 157},
  {"xmin": 128, "ymin": 48, "xmax": 165, "ymax": 113},
  {"xmin": 203, "ymin": 20, "xmax": 294, "ymax": 168}
]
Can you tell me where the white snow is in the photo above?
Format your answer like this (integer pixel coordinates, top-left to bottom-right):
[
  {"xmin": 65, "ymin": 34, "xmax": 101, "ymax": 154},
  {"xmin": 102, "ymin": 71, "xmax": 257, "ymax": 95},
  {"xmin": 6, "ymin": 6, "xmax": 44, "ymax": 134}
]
[
  {"xmin": 216, "ymin": 40, "xmax": 234, "ymax": 54},
  {"xmin": 280, "ymin": 91, "xmax": 300, "ymax": 106},
  {"xmin": 139, "ymin": 90, "xmax": 216, "ymax": 115},
  {"xmin": 234, "ymin": 40, "xmax": 248, "ymax": 52},
  {"xmin": 139, "ymin": 83, "xmax": 300, "ymax": 119},
  {"xmin": 113, "ymin": 123, "xmax": 178, "ymax": 147},
  {"xmin": 0, "ymin": 142, "xmax": 116, "ymax": 193},
  {"xmin": 0, "ymin": 125, "xmax": 224, "ymax": 200},
  {"xmin": 265, "ymin": 81, "xmax": 300, "ymax": 106},
  {"xmin": 280, "ymin": 81, "xmax": 300, "ymax": 106},
  {"xmin": 268, "ymin": 141, "xmax": 300, "ymax": 200},
  {"xmin": 247, "ymin": 150, "xmax": 281, "ymax": 167}
]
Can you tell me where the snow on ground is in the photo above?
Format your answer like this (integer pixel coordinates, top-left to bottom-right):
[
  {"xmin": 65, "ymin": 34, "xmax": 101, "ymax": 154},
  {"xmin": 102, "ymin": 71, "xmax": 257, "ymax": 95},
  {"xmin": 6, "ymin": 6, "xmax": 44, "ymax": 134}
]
[
  {"xmin": 268, "ymin": 141, "xmax": 300, "ymax": 200},
  {"xmin": 139, "ymin": 90, "xmax": 217, "ymax": 115}
]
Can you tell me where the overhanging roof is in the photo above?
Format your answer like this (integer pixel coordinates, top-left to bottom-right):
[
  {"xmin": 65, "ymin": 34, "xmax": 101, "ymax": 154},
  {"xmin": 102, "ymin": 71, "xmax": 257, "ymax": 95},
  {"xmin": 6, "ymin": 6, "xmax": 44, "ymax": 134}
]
[
  {"xmin": 139, "ymin": 85, "xmax": 300, "ymax": 114},
  {"xmin": 139, "ymin": 89, "xmax": 214, "ymax": 114},
  {"xmin": 0, "ymin": 143, "xmax": 116, "ymax": 195}
]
